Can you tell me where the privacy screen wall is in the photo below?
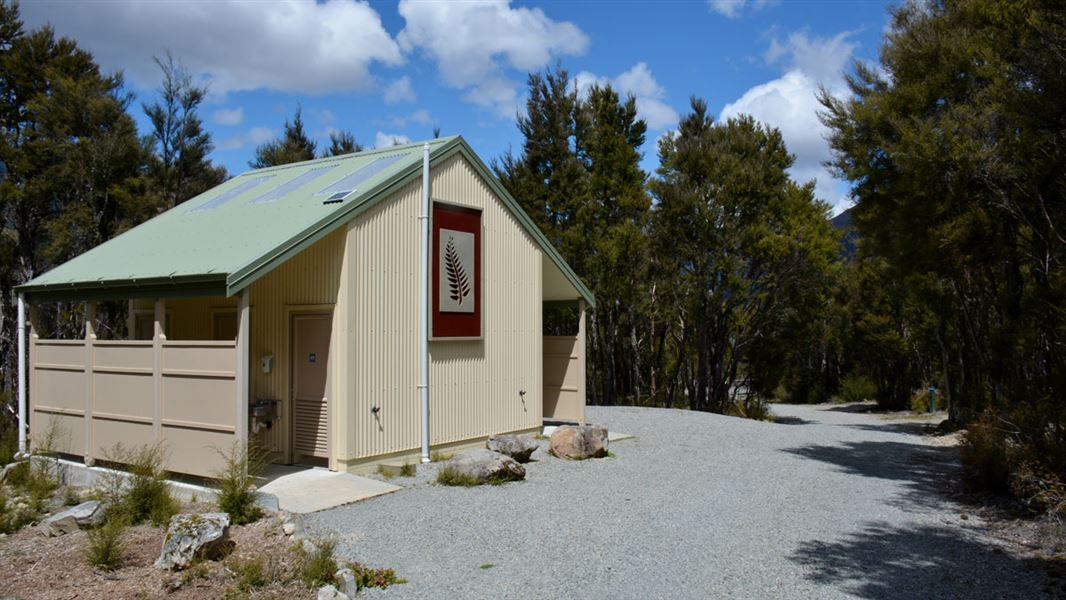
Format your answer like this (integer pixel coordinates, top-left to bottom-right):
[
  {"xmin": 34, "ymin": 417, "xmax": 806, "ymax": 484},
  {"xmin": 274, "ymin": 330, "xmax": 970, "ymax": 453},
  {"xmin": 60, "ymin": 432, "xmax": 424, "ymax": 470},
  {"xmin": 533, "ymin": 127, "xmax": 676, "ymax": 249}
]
[{"xmin": 432, "ymin": 202, "xmax": 481, "ymax": 338}]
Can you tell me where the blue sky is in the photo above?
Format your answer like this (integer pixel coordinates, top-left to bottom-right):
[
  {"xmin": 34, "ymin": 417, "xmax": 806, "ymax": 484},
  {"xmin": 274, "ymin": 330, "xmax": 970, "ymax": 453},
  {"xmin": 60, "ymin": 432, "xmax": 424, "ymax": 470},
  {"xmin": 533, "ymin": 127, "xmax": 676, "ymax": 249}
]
[{"xmin": 21, "ymin": 0, "xmax": 892, "ymax": 213}]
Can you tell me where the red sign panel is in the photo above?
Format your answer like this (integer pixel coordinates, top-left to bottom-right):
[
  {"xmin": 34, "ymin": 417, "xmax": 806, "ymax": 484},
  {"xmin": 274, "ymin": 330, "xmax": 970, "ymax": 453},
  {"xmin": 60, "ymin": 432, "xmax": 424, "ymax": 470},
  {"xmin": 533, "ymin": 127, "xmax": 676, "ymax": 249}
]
[{"xmin": 432, "ymin": 202, "xmax": 481, "ymax": 338}]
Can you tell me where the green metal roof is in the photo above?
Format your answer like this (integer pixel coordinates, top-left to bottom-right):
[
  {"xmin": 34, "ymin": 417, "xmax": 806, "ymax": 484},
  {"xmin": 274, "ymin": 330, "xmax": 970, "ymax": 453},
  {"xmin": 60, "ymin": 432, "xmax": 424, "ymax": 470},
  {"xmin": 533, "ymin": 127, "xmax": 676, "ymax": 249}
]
[{"xmin": 17, "ymin": 136, "xmax": 595, "ymax": 307}]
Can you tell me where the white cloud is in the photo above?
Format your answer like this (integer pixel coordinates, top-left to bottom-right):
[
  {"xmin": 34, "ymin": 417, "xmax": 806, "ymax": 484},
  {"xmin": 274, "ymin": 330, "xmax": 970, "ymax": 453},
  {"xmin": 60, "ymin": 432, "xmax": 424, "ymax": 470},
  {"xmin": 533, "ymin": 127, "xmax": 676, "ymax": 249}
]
[
  {"xmin": 573, "ymin": 63, "xmax": 679, "ymax": 131},
  {"xmin": 397, "ymin": 0, "xmax": 588, "ymax": 116},
  {"xmin": 390, "ymin": 109, "xmax": 434, "ymax": 128},
  {"xmin": 20, "ymin": 0, "xmax": 403, "ymax": 95},
  {"xmin": 721, "ymin": 31, "xmax": 856, "ymax": 211},
  {"xmin": 375, "ymin": 132, "xmax": 412, "ymax": 148},
  {"xmin": 218, "ymin": 126, "xmax": 275, "ymax": 151},
  {"xmin": 708, "ymin": 0, "xmax": 775, "ymax": 19},
  {"xmin": 384, "ymin": 76, "xmax": 416, "ymax": 103},
  {"xmin": 212, "ymin": 107, "xmax": 244, "ymax": 126}
]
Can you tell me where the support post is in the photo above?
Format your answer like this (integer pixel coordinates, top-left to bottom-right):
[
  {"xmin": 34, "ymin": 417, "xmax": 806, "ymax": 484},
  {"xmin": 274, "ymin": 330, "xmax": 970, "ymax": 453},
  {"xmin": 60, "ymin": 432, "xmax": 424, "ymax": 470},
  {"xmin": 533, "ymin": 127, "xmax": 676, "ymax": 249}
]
[
  {"xmin": 578, "ymin": 299, "xmax": 587, "ymax": 426},
  {"xmin": 16, "ymin": 294, "xmax": 26, "ymax": 456},
  {"xmin": 152, "ymin": 299, "xmax": 164, "ymax": 443},
  {"xmin": 419, "ymin": 143, "xmax": 431, "ymax": 463},
  {"xmin": 84, "ymin": 302, "xmax": 96, "ymax": 461},
  {"xmin": 236, "ymin": 290, "xmax": 250, "ymax": 448}
]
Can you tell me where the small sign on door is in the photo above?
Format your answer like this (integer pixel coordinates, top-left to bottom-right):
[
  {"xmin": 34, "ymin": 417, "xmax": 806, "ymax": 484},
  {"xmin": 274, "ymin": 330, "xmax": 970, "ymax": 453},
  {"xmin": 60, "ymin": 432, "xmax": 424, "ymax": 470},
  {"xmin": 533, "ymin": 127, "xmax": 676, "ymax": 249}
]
[{"xmin": 308, "ymin": 352, "xmax": 317, "ymax": 363}]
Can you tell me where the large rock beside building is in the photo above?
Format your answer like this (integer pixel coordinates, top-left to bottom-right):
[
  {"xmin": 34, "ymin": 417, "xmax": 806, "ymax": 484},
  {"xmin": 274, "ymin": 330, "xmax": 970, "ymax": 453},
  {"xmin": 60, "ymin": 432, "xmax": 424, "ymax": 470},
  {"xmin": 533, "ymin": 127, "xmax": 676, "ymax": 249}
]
[
  {"xmin": 439, "ymin": 449, "xmax": 525, "ymax": 485},
  {"xmin": 41, "ymin": 500, "xmax": 107, "ymax": 536},
  {"xmin": 549, "ymin": 425, "xmax": 609, "ymax": 460},
  {"xmin": 486, "ymin": 434, "xmax": 538, "ymax": 463},
  {"xmin": 155, "ymin": 513, "xmax": 232, "ymax": 570}
]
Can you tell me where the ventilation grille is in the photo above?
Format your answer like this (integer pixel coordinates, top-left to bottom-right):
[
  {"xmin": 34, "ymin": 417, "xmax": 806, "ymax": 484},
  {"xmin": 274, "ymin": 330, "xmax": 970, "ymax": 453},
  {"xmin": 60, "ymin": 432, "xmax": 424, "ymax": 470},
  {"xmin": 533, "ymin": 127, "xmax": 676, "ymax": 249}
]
[
  {"xmin": 316, "ymin": 154, "xmax": 407, "ymax": 203},
  {"xmin": 190, "ymin": 175, "xmax": 274, "ymax": 212},
  {"xmin": 246, "ymin": 165, "xmax": 337, "ymax": 205}
]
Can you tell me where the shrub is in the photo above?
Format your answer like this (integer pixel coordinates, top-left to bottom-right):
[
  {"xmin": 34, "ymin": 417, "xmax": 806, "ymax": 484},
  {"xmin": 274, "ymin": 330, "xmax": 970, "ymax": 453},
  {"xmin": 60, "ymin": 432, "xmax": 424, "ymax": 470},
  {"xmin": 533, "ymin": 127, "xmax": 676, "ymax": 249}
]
[
  {"xmin": 960, "ymin": 412, "xmax": 1012, "ymax": 494},
  {"xmin": 727, "ymin": 397, "xmax": 773, "ymax": 422},
  {"xmin": 85, "ymin": 517, "xmax": 127, "ymax": 571},
  {"xmin": 399, "ymin": 463, "xmax": 415, "ymax": 477},
  {"xmin": 1010, "ymin": 461, "xmax": 1066, "ymax": 520},
  {"xmin": 228, "ymin": 555, "xmax": 269, "ymax": 592},
  {"xmin": 0, "ymin": 426, "xmax": 16, "ymax": 466},
  {"xmin": 840, "ymin": 374, "xmax": 878, "ymax": 404},
  {"xmin": 214, "ymin": 442, "xmax": 266, "ymax": 525},
  {"xmin": 347, "ymin": 561, "xmax": 407, "ymax": 590},
  {"xmin": 436, "ymin": 467, "xmax": 479, "ymax": 487},
  {"xmin": 910, "ymin": 389, "xmax": 930, "ymax": 413},
  {"xmin": 430, "ymin": 451, "xmax": 452, "ymax": 462},
  {"xmin": 102, "ymin": 443, "xmax": 178, "ymax": 526},
  {"xmin": 293, "ymin": 539, "xmax": 338, "ymax": 588},
  {"xmin": 62, "ymin": 486, "xmax": 81, "ymax": 506}
]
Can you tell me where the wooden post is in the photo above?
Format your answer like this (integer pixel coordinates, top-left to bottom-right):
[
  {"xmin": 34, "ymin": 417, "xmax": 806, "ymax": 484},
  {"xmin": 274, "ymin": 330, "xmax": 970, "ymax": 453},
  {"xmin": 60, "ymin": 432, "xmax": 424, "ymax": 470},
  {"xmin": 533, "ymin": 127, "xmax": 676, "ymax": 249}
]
[
  {"xmin": 152, "ymin": 299, "xmax": 164, "ymax": 444},
  {"xmin": 84, "ymin": 302, "xmax": 96, "ymax": 461},
  {"xmin": 236, "ymin": 290, "xmax": 250, "ymax": 449},
  {"xmin": 577, "ymin": 299, "xmax": 587, "ymax": 426}
]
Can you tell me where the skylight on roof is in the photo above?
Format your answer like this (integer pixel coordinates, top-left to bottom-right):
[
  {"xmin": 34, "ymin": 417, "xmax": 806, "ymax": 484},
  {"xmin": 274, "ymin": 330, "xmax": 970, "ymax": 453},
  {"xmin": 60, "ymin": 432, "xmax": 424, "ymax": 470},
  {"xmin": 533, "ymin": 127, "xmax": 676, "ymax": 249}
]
[
  {"xmin": 190, "ymin": 175, "xmax": 273, "ymax": 213},
  {"xmin": 316, "ymin": 154, "xmax": 407, "ymax": 200},
  {"xmin": 246, "ymin": 165, "xmax": 338, "ymax": 205}
]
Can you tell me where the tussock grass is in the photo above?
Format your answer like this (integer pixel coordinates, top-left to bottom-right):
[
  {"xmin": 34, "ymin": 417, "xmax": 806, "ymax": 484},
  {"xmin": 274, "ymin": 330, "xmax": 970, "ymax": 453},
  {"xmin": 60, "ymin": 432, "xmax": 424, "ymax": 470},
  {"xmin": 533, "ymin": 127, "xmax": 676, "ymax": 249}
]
[
  {"xmin": 84, "ymin": 516, "xmax": 127, "ymax": 571},
  {"xmin": 293, "ymin": 539, "xmax": 337, "ymax": 589}
]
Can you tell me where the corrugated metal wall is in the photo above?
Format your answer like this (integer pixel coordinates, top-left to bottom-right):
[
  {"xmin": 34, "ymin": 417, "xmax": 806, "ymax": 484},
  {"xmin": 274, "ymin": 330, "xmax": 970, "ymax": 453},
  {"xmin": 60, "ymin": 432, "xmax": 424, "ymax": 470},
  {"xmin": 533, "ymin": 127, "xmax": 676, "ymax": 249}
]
[{"xmin": 345, "ymin": 153, "xmax": 542, "ymax": 462}]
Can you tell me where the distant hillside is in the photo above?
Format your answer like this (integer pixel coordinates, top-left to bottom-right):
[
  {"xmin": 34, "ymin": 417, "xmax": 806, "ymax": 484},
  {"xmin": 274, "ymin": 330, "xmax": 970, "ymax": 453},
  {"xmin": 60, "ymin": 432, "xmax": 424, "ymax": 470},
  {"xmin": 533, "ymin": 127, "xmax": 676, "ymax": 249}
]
[{"xmin": 831, "ymin": 206, "xmax": 858, "ymax": 260}]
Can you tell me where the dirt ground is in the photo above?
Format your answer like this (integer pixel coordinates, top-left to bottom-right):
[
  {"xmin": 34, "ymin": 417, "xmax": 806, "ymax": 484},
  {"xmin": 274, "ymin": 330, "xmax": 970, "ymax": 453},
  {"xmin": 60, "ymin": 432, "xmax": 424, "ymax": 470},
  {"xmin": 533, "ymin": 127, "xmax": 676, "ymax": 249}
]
[{"xmin": 0, "ymin": 515, "xmax": 315, "ymax": 599}]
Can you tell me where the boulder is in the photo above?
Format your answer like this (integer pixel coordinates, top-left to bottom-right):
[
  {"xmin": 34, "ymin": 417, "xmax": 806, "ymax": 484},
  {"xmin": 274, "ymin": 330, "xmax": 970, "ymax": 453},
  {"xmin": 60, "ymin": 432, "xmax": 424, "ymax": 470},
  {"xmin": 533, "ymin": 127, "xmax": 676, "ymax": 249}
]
[
  {"xmin": 439, "ymin": 449, "xmax": 525, "ymax": 485},
  {"xmin": 549, "ymin": 425, "xmax": 609, "ymax": 460},
  {"xmin": 335, "ymin": 567, "xmax": 357, "ymax": 597},
  {"xmin": 486, "ymin": 434, "xmax": 538, "ymax": 463},
  {"xmin": 155, "ymin": 513, "xmax": 232, "ymax": 570},
  {"xmin": 41, "ymin": 500, "xmax": 107, "ymax": 536},
  {"xmin": 317, "ymin": 584, "xmax": 350, "ymax": 600}
]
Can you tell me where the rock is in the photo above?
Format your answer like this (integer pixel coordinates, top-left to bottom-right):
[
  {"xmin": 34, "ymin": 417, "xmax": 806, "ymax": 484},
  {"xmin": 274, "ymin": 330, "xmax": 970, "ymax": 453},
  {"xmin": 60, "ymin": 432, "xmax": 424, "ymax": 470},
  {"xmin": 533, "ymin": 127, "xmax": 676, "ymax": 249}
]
[
  {"xmin": 155, "ymin": 513, "xmax": 232, "ymax": 570},
  {"xmin": 282, "ymin": 522, "xmax": 296, "ymax": 536},
  {"xmin": 335, "ymin": 567, "xmax": 357, "ymax": 597},
  {"xmin": 41, "ymin": 500, "xmax": 107, "ymax": 536},
  {"xmin": 439, "ymin": 449, "xmax": 525, "ymax": 485},
  {"xmin": 486, "ymin": 434, "xmax": 538, "ymax": 463},
  {"xmin": 317, "ymin": 584, "xmax": 350, "ymax": 600},
  {"xmin": 255, "ymin": 492, "xmax": 280, "ymax": 514},
  {"xmin": 549, "ymin": 425, "xmax": 609, "ymax": 460}
]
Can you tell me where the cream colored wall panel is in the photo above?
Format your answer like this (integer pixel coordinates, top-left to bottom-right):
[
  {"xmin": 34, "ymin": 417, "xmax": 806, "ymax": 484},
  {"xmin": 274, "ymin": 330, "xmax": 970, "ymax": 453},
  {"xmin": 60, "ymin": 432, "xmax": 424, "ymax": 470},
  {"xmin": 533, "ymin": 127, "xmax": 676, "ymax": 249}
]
[
  {"xmin": 92, "ymin": 419, "xmax": 154, "ymax": 457},
  {"xmin": 162, "ymin": 376, "xmax": 236, "ymax": 427},
  {"xmin": 161, "ymin": 426, "xmax": 233, "ymax": 477},
  {"xmin": 93, "ymin": 372, "xmax": 153, "ymax": 418},
  {"xmin": 94, "ymin": 342, "xmax": 153, "ymax": 370},
  {"xmin": 33, "ymin": 412, "xmax": 83, "ymax": 455},
  {"xmin": 163, "ymin": 343, "xmax": 237, "ymax": 374},
  {"xmin": 33, "ymin": 369, "xmax": 84, "ymax": 411},
  {"xmin": 346, "ymin": 153, "xmax": 543, "ymax": 461},
  {"xmin": 34, "ymin": 342, "xmax": 84, "ymax": 366}
]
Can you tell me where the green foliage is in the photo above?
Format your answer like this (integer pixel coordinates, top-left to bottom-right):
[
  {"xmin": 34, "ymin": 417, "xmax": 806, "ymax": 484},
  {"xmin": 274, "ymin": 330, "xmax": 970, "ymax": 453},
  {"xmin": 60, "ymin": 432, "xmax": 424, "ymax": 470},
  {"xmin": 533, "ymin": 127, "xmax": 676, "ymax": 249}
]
[
  {"xmin": 293, "ymin": 539, "xmax": 338, "ymax": 589},
  {"xmin": 347, "ymin": 561, "xmax": 407, "ymax": 590},
  {"xmin": 323, "ymin": 130, "xmax": 363, "ymax": 157},
  {"xmin": 0, "ymin": 425, "xmax": 16, "ymax": 467},
  {"xmin": 840, "ymin": 375, "xmax": 878, "ymax": 404},
  {"xmin": 960, "ymin": 412, "xmax": 1012, "ymax": 494},
  {"xmin": 84, "ymin": 516, "xmax": 127, "ymax": 571},
  {"xmin": 101, "ymin": 443, "xmax": 178, "ymax": 526},
  {"xmin": 213, "ymin": 442, "xmax": 266, "ymax": 525},
  {"xmin": 62, "ymin": 486, "xmax": 81, "ymax": 506},
  {"xmin": 479, "ymin": 563, "xmax": 495, "ymax": 570},
  {"xmin": 399, "ymin": 463, "xmax": 415, "ymax": 477},
  {"xmin": 910, "ymin": 390, "xmax": 930, "ymax": 413},
  {"xmin": 250, "ymin": 107, "xmax": 316, "ymax": 168},
  {"xmin": 430, "ymin": 451, "xmax": 453, "ymax": 462},
  {"xmin": 227, "ymin": 555, "xmax": 269, "ymax": 592},
  {"xmin": 436, "ymin": 467, "xmax": 479, "ymax": 487}
]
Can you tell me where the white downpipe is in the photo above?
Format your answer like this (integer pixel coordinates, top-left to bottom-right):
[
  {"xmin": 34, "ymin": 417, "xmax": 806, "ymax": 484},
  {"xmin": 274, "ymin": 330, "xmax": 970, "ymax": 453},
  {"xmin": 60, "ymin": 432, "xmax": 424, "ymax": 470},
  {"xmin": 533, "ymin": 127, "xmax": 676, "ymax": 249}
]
[
  {"xmin": 16, "ymin": 293, "xmax": 26, "ymax": 456},
  {"xmin": 419, "ymin": 143, "xmax": 431, "ymax": 463}
]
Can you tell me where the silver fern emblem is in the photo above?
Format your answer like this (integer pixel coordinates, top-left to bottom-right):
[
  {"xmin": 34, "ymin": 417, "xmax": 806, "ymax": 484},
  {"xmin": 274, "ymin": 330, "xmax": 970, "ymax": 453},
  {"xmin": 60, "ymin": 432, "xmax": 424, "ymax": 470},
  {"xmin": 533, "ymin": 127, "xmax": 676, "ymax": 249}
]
[{"xmin": 444, "ymin": 236, "xmax": 471, "ymax": 305}]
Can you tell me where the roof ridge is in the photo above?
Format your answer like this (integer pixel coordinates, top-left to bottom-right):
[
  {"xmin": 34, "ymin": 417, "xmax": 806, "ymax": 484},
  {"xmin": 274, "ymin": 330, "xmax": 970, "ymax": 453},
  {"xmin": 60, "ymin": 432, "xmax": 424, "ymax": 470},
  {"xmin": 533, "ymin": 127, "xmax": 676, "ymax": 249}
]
[{"xmin": 241, "ymin": 135, "xmax": 459, "ymax": 176}]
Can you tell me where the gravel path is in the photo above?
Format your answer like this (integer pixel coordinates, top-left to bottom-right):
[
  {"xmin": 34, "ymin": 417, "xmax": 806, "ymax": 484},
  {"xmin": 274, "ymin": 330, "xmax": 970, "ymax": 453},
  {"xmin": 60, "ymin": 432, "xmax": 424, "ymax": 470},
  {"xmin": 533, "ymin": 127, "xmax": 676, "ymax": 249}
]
[{"xmin": 305, "ymin": 404, "xmax": 1053, "ymax": 599}]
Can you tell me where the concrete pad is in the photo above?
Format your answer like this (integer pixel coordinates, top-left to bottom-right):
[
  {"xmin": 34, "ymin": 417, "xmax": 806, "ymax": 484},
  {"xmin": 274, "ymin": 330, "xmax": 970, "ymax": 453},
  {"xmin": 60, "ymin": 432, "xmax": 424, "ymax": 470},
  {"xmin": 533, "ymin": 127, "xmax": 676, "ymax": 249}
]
[
  {"xmin": 259, "ymin": 468, "xmax": 400, "ymax": 514},
  {"xmin": 541, "ymin": 425, "xmax": 635, "ymax": 443}
]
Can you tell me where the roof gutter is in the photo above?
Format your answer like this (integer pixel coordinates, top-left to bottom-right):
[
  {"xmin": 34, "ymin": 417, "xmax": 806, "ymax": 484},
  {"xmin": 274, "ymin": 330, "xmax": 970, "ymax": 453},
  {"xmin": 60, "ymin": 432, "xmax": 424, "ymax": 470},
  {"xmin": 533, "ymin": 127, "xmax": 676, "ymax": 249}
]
[{"xmin": 15, "ymin": 273, "xmax": 229, "ymax": 302}]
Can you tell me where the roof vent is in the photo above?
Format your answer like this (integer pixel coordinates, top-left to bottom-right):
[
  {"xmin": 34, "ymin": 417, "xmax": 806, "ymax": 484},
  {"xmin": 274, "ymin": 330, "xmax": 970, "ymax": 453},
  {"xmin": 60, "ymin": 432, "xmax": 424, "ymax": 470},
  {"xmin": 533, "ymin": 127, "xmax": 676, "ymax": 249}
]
[{"xmin": 322, "ymin": 191, "xmax": 352, "ymax": 204}]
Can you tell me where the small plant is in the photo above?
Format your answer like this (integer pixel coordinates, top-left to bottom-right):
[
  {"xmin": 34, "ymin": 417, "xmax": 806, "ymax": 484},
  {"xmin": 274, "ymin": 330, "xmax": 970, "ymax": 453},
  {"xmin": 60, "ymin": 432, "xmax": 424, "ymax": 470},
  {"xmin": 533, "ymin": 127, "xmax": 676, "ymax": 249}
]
[
  {"xmin": 214, "ymin": 442, "xmax": 266, "ymax": 525},
  {"xmin": 399, "ymin": 463, "xmax": 415, "ymax": 477},
  {"xmin": 181, "ymin": 559, "xmax": 212, "ymax": 586},
  {"xmin": 62, "ymin": 486, "xmax": 81, "ymax": 506},
  {"xmin": 85, "ymin": 516, "xmax": 127, "ymax": 571},
  {"xmin": 960, "ymin": 412, "xmax": 1011, "ymax": 493},
  {"xmin": 479, "ymin": 563, "xmax": 495, "ymax": 570},
  {"xmin": 909, "ymin": 389, "xmax": 930, "ymax": 413},
  {"xmin": 430, "ymin": 450, "xmax": 453, "ymax": 462},
  {"xmin": 0, "ymin": 425, "xmax": 17, "ymax": 466},
  {"xmin": 376, "ymin": 464, "xmax": 394, "ymax": 479},
  {"xmin": 293, "ymin": 539, "xmax": 338, "ymax": 588},
  {"xmin": 436, "ymin": 466, "xmax": 479, "ymax": 487},
  {"xmin": 228, "ymin": 555, "xmax": 269, "ymax": 592},
  {"xmin": 102, "ymin": 443, "xmax": 179, "ymax": 526},
  {"xmin": 348, "ymin": 561, "xmax": 407, "ymax": 590},
  {"xmin": 840, "ymin": 374, "xmax": 878, "ymax": 404}
]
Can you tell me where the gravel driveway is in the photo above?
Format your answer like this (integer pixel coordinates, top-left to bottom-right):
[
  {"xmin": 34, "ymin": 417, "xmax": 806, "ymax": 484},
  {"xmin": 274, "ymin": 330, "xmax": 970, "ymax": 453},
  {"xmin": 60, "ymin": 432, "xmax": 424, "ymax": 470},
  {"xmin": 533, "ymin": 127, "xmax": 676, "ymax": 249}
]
[{"xmin": 305, "ymin": 404, "xmax": 1052, "ymax": 599}]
